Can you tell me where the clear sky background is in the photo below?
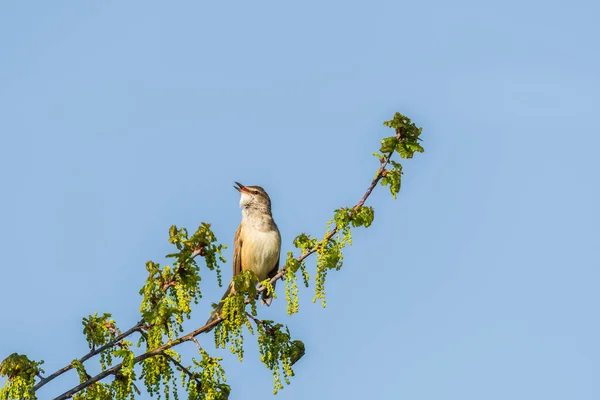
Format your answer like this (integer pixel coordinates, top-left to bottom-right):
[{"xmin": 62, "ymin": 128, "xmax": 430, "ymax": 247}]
[{"xmin": 1, "ymin": 1, "xmax": 598, "ymax": 399}]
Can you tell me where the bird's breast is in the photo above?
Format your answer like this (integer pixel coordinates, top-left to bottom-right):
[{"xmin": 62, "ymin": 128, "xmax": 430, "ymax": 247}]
[{"xmin": 241, "ymin": 226, "xmax": 281, "ymax": 281}]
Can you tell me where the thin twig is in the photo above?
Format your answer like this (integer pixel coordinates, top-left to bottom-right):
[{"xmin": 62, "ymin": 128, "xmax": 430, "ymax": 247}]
[
  {"xmin": 245, "ymin": 311, "xmax": 264, "ymax": 325},
  {"xmin": 167, "ymin": 355, "xmax": 202, "ymax": 389},
  {"xmin": 191, "ymin": 337, "xmax": 203, "ymax": 352}
]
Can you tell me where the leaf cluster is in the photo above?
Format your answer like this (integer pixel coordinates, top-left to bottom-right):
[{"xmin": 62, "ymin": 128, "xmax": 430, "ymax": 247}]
[
  {"xmin": 377, "ymin": 112, "xmax": 424, "ymax": 198},
  {"xmin": 256, "ymin": 321, "xmax": 304, "ymax": 394},
  {"xmin": 140, "ymin": 224, "xmax": 227, "ymax": 342},
  {"xmin": 0, "ymin": 354, "xmax": 44, "ymax": 400}
]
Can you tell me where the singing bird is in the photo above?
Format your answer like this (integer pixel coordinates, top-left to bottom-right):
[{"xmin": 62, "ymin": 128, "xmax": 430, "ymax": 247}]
[{"xmin": 207, "ymin": 182, "xmax": 281, "ymax": 325}]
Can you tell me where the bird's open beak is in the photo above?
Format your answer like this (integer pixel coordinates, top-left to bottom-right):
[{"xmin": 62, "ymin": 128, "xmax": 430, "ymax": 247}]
[{"xmin": 234, "ymin": 181, "xmax": 251, "ymax": 194}]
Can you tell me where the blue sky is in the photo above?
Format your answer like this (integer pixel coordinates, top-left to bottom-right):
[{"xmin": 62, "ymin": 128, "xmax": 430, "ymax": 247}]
[{"xmin": 1, "ymin": 1, "xmax": 599, "ymax": 399}]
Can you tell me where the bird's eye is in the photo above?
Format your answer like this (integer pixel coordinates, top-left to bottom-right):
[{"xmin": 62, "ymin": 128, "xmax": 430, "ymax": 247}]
[{"xmin": 253, "ymin": 190, "xmax": 260, "ymax": 194}]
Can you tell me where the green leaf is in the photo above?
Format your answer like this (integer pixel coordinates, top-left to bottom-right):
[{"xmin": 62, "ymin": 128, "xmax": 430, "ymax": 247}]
[
  {"xmin": 380, "ymin": 169, "xmax": 402, "ymax": 199},
  {"xmin": 380, "ymin": 136, "xmax": 399, "ymax": 153},
  {"xmin": 333, "ymin": 208, "xmax": 352, "ymax": 229},
  {"xmin": 352, "ymin": 206, "xmax": 375, "ymax": 228},
  {"xmin": 289, "ymin": 340, "xmax": 306, "ymax": 366}
]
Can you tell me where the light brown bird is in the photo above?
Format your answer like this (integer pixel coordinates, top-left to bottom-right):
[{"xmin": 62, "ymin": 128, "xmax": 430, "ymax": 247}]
[{"xmin": 206, "ymin": 182, "xmax": 281, "ymax": 325}]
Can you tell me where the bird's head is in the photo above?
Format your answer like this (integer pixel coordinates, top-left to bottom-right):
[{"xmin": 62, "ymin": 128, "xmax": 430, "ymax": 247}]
[{"xmin": 234, "ymin": 182, "xmax": 272, "ymax": 213}]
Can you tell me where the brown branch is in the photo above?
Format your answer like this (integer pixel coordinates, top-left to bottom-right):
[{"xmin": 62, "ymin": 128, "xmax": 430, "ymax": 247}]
[
  {"xmin": 34, "ymin": 320, "xmax": 144, "ymax": 391},
  {"xmin": 245, "ymin": 311, "xmax": 264, "ymax": 325},
  {"xmin": 166, "ymin": 354, "xmax": 202, "ymax": 390},
  {"xmin": 139, "ymin": 331, "xmax": 203, "ymax": 390},
  {"xmin": 49, "ymin": 145, "xmax": 397, "ymax": 399},
  {"xmin": 161, "ymin": 262, "xmax": 191, "ymax": 292},
  {"xmin": 162, "ymin": 281, "xmax": 177, "ymax": 292},
  {"xmin": 257, "ymin": 149, "xmax": 394, "ymax": 292},
  {"xmin": 36, "ymin": 252, "xmax": 204, "ymax": 393},
  {"xmin": 191, "ymin": 248, "xmax": 204, "ymax": 258},
  {"xmin": 191, "ymin": 337, "xmax": 203, "ymax": 352},
  {"xmin": 53, "ymin": 319, "xmax": 221, "ymax": 400}
]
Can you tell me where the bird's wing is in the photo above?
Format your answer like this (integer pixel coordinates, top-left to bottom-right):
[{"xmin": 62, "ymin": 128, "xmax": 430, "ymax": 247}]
[
  {"xmin": 268, "ymin": 226, "xmax": 281, "ymax": 279},
  {"xmin": 232, "ymin": 224, "xmax": 243, "ymax": 277}
]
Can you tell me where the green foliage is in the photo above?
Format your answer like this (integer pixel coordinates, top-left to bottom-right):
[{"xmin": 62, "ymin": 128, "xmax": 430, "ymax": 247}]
[
  {"xmin": 285, "ymin": 263, "xmax": 300, "ymax": 315},
  {"xmin": 167, "ymin": 223, "xmax": 227, "ymax": 283},
  {"xmin": 72, "ymin": 382, "xmax": 112, "ymax": 400},
  {"xmin": 213, "ymin": 271, "xmax": 258, "ymax": 362},
  {"xmin": 382, "ymin": 112, "xmax": 424, "ymax": 159},
  {"xmin": 184, "ymin": 351, "xmax": 229, "ymax": 400},
  {"xmin": 140, "ymin": 353, "xmax": 176, "ymax": 400},
  {"xmin": 71, "ymin": 360, "xmax": 114, "ymax": 399},
  {"xmin": 311, "ymin": 206, "xmax": 375, "ymax": 307},
  {"xmin": 0, "ymin": 354, "xmax": 44, "ymax": 400},
  {"xmin": 334, "ymin": 206, "xmax": 375, "ymax": 229},
  {"xmin": 140, "ymin": 224, "xmax": 227, "ymax": 345},
  {"xmin": 379, "ymin": 136, "xmax": 399, "ymax": 153},
  {"xmin": 111, "ymin": 343, "xmax": 138, "ymax": 399},
  {"xmin": 256, "ymin": 321, "xmax": 304, "ymax": 394},
  {"xmin": 289, "ymin": 341, "xmax": 306, "ymax": 366},
  {"xmin": 283, "ymin": 246, "xmax": 307, "ymax": 316},
  {"xmin": 292, "ymin": 233, "xmax": 317, "ymax": 254},
  {"xmin": 313, "ymin": 229, "xmax": 346, "ymax": 307},
  {"xmin": 283, "ymin": 248, "xmax": 311, "ymax": 315},
  {"xmin": 138, "ymin": 330, "xmax": 180, "ymax": 400},
  {"xmin": 380, "ymin": 165, "xmax": 402, "ymax": 199},
  {"xmin": 292, "ymin": 238, "xmax": 312, "ymax": 284},
  {"xmin": 290, "ymin": 235, "xmax": 314, "ymax": 284},
  {"xmin": 139, "ymin": 262, "xmax": 185, "ymax": 340},
  {"xmin": 260, "ymin": 279, "xmax": 276, "ymax": 304},
  {"xmin": 379, "ymin": 112, "xmax": 423, "ymax": 198},
  {"xmin": 134, "ymin": 223, "xmax": 229, "ymax": 399},
  {"xmin": 71, "ymin": 360, "xmax": 90, "ymax": 383},
  {"xmin": 81, "ymin": 313, "xmax": 119, "ymax": 370},
  {"xmin": 71, "ymin": 341, "xmax": 141, "ymax": 400},
  {"xmin": 82, "ymin": 313, "xmax": 118, "ymax": 350}
]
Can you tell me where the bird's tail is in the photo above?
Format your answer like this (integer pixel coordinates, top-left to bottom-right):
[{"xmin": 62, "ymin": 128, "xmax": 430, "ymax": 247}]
[{"xmin": 205, "ymin": 283, "xmax": 234, "ymax": 326}]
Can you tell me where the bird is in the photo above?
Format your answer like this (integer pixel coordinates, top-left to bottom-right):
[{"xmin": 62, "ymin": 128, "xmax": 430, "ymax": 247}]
[{"xmin": 206, "ymin": 182, "xmax": 281, "ymax": 325}]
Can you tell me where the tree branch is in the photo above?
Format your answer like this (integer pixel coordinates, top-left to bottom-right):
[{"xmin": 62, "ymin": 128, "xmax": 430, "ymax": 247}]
[
  {"xmin": 257, "ymin": 149, "xmax": 395, "ymax": 292},
  {"xmin": 49, "ymin": 144, "xmax": 397, "ymax": 399},
  {"xmin": 166, "ymin": 354, "xmax": 202, "ymax": 390},
  {"xmin": 245, "ymin": 311, "xmax": 264, "ymax": 326},
  {"xmin": 52, "ymin": 319, "xmax": 221, "ymax": 400},
  {"xmin": 35, "ymin": 253, "xmax": 204, "ymax": 392},
  {"xmin": 34, "ymin": 320, "xmax": 144, "ymax": 391},
  {"xmin": 138, "ymin": 331, "xmax": 203, "ymax": 391}
]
